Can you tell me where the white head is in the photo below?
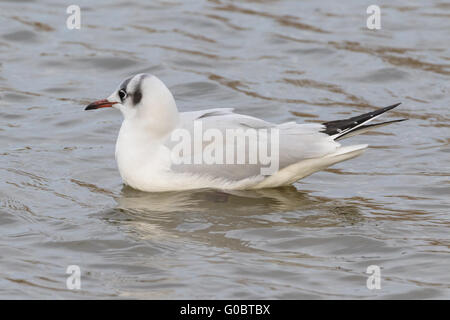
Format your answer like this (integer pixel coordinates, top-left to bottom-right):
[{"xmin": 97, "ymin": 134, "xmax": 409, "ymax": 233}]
[{"xmin": 85, "ymin": 74, "xmax": 179, "ymax": 135}]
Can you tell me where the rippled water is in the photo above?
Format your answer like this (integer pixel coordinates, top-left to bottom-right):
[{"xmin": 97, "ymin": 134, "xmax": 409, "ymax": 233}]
[{"xmin": 0, "ymin": 0, "xmax": 449, "ymax": 299}]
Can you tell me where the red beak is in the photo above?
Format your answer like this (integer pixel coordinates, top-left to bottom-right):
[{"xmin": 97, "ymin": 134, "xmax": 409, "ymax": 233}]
[{"xmin": 85, "ymin": 99, "xmax": 117, "ymax": 110}]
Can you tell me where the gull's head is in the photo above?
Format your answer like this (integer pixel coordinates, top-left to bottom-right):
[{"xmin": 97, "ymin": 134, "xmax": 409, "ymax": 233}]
[{"xmin": 85, "ymin": 74, "xmax": 179, "ymax": 132}]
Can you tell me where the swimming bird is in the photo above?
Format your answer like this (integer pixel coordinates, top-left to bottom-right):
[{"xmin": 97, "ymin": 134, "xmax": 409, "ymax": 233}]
[{"xmin": 85, "ymin": 73, "xmax": 406, "ymax": 192}]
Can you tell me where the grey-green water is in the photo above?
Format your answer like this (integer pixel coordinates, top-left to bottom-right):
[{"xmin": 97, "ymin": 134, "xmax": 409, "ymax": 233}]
[{"xmin": 0, "ymin": 0, "xmax": 449, "ymax": 299}]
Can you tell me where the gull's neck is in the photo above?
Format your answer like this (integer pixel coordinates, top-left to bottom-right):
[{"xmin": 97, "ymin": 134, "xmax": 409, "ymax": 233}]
[{"xmin": 115, "ymin": 103, "xmax": 180, "ymax": 185}]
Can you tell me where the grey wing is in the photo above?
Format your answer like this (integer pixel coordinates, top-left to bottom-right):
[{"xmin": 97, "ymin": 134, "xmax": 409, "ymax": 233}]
[{"xmin": 165, "ymin": 109, "xmax": 339, "ymax": 181}]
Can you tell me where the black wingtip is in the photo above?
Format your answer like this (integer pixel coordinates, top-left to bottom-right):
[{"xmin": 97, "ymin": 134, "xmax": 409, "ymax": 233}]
[
  {"xmin": 322, "ymin": 102, "xmax": 404, "ymax": 136},
  {"xmin": 380, "ymin": 102, "xmax": 402, "ymax": 113},
  {"xmin": 361, "ymin": 118, "xmax": 408, "ymax": 128},
  {"xmin": 334, "ymin": 117, "xmax": 408, "ymax": 140},
  {"xmin": 365, "ymin": 102, "xmax": 402, "ymax": 118}
]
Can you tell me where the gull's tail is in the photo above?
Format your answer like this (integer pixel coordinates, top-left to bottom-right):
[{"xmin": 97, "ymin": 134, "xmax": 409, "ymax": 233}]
[
  {"xmin": 255, "ymin": 103, "xmax": 407, "ymax": 188},
  {"xmin": 322, "ymin": 103, "xmax": 407, "ymax": 140}
]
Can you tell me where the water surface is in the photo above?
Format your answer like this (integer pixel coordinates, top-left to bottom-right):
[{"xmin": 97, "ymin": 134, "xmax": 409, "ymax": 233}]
[{"xmin": 0, "ymin": 0, "xmax": 449, "ymax": 299}]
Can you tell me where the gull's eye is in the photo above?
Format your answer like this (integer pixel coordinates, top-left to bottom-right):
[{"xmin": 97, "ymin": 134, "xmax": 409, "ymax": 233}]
[{"xmin": 118, "ymin": 89, "xmax": 127, "ymax": 101}]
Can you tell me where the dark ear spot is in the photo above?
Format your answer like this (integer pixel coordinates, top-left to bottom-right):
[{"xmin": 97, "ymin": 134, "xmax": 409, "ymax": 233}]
[{"xmin": 133, "ymin": 86, "xmax": 142, "ymax": 105}]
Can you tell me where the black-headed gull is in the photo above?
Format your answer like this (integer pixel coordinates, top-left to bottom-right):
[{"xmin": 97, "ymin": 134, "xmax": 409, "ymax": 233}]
[{"xmin": 85, "ymin": 73, "xmax": 406, "ymax": 192}]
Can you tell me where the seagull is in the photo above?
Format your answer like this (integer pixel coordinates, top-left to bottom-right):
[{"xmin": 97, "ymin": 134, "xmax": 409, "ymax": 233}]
[{"xmin": 85, "ymin": 73, "xmax": 406, "ymax": 192}]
